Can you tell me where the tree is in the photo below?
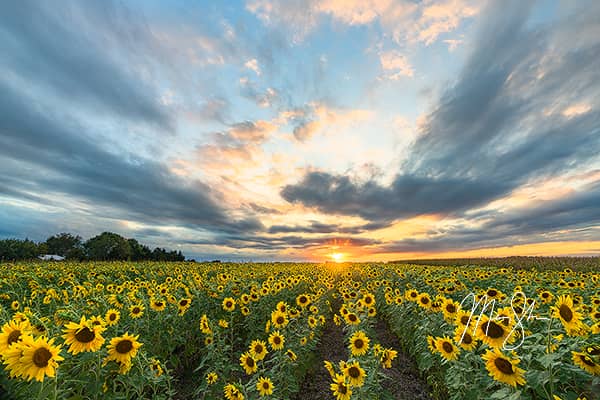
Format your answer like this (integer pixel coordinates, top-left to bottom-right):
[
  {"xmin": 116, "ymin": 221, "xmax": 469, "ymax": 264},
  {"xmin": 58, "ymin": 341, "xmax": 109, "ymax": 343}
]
[
  {"xmin": 84, "ymin": 232, "xmax": 131, "ymax": 261},
  {"xmin": 0, "ymin": 238, "xmax": 42, "ymax": 261},
  {"xmin": 45, "ymin": 233, "xmax": 83, "ymax": 257},
  {"xmin": 128, "ymin": 238, "xmax": 152, "ymax": 261}
]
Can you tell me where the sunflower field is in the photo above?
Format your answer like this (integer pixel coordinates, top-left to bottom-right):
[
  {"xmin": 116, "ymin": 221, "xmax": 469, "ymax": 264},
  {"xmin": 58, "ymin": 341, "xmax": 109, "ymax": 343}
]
[{"xmin": 0, "ymin": 261, "xmax": 599, "ymax": 400}]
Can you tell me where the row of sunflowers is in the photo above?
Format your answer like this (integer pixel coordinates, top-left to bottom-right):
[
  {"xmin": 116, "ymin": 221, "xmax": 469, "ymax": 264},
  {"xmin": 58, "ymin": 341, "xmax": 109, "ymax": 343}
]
[{"xmin": 0, "ymin": 261, "xmax": 599, "ymax": 399}]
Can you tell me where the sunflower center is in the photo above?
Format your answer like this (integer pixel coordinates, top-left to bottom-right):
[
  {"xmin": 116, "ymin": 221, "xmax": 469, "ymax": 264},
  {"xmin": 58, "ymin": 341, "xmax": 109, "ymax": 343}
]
[
  {"xmin": 180, "ymin": 300, "xmax": 188, "ymax": 307},
  {"xmin": 7, "ymin": 330, "xmax": 21, "ymax": 345},
  {"xmin": 462, "ymin": 333, "xmax": 473, "ymax": 344},
  {"xmin": 75, "ymin": 327, "xmax": 96, "ymax": 343},
  {"xmin": 354, "ymin": 339, "xmax": 364, "ymax": 349},
  {"xmin": 32, "ymin": 347, "xmax": 52, "ymax": 368},
  {"xmin": 587, "ymin": 347, "xmax": 600, "ymax": 356},
  {"xmin": 446, "ymin": 304, "xmax": 456, "ymax": 313},
  {"xmin": 442, "ymin": 341, "xmax": 454, "ymax": 353},
  {"xmin": 460, "ymin": 315, "xmax": 470, "ymax": 325},
  {"xmin": 276, "ymin": 316, "xmax": 284, "ymax": 324},
  {"xmin": 262, "ymin": 382, "xmax": 270, "ymax": 389},
  {"xmin": 226, "ymin": 301, "xmax": 232, "ymax": 308},
  {"xmin": 559, "ymin": 304, "xmax": 573, "ymax": 322},
  {"xmin": 339, "ymin": 384, "xmax": 347, "ymax": 394},
  {"xmin": 116, "ymin": 339, "xmax": 133, "ymax": 354},
  {"xmin": 246, "ymin": 357, "xmax": 255, "ymax": 367},
  {"xmin": 348, "ymin": 366, "xmax": 360, "ymax": 378},
  {"xmin": 299, "ymin": 296, "xmax": 307, "ymax": 304},
  {"xmin": 133, "ymin": 307, "xmax": 141, "ymax": 314},
  {"xmin": 488, "ymin": 289, "xmax": 497, "ymax": 297},
  {"xmin": 156, "ymin": 302, "xmax": 163, "ymax": 307},
  {"xmin": 274, "ymin": 336, "xmax": 281, "ymax": 344},
  {"xmin": 255, "ymin": 344, "xmax": 263, "ymax": 353},
  {"xmin": 109, "ymin": 313, "xmax": 117, "ymax": 321},
  {"xmin": 580, "ymin": 355, "xmax": 596, "ymax": 367},
  {"xmin": 349, "ymin": 314, "xmax": 357, "ymax": 322},
  {"xmin": 494, "ymin": 357, "xmax": 514, "ymax": 375},
  {"xmin": 482, "ymin": 321, "xmax": 504, "ymax": 339},
  {"xmin": 420, "ymin": 297, "xmax": 429, "ymax": 304}
]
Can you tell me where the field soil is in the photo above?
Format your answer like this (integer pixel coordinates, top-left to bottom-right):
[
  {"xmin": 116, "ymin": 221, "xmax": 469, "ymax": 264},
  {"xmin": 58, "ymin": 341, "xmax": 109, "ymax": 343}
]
[{"xmin": 374, "ymin": 319, "xmax": 432, "ymax": 400}]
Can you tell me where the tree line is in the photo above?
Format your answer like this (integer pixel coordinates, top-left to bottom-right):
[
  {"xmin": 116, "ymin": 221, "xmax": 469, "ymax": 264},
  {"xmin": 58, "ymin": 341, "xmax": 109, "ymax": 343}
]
[{"xmin": 0, "ymin": 232, "xmax": 185, "ymax": 262}]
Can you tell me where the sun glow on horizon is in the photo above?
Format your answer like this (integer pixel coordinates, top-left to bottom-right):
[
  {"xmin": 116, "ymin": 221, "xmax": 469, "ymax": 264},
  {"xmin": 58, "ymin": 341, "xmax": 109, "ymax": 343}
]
[{"xmin": 329, "ymin": 252, "xmax": 344, "ymax": 263}]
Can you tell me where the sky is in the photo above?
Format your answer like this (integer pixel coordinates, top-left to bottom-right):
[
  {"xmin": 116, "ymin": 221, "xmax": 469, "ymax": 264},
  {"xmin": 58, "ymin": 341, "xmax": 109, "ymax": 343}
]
[{"xmin": 1, "ymin": 0, "xmax": 600, "ymax": 262}]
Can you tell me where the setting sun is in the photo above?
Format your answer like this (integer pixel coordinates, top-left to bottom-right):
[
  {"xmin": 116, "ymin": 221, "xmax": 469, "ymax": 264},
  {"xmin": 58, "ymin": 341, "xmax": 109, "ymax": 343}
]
[{"xmin": 330, "ymin": 252, "xmax": 344, "ymax": 263}]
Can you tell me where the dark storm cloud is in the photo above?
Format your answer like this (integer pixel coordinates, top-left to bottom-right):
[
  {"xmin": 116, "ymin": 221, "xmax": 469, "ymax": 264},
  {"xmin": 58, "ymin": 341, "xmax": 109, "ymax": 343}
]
[
  {"xmin": 0, "ymin": 0, "xmax": 172, "ymax": 130},
  {"xmin": 267, "ymin": 220, "xmax": 390, "ymax": 234},
  {"xmin": 281, "ymin": 172, "xmax": 507, "ymax": 222},
  {"xmin": 282, "ymin": 0, "xmax": 600, "ymax": 234},
  {"xmin": 183, "ymin": 235, "xmax": 380, "ymax": 251},
  {"xmin": 378, "ymin": 182, "xmax": 600, "ymax": 254},
  {"xmin": 0, "ymin": 79, "xmax": 262, "ymax": 234}
]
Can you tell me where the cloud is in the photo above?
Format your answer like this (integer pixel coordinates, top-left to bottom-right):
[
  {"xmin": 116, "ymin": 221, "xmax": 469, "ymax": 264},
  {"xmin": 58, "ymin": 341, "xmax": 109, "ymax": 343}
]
[
  {"xmin": 245, "ymin": 58, "xmax": 261, "ymax": 75},
  {"xmin": 0, "ymin": 1, "xmax": 172, "ymax": 130},
  {"xmin": 379, "ymin": 50, "xmax": 415, "ymax": 79},
  {"xmin": 0, "ymin": 78, "xmax": 262, "ymax": 235},
  {"xmin": 289, "ymin": 103, "xmax": 373, "ymax": 142},
  {"xmin": 246, "ymin": 0, "xmax": 478, "ymax": 46},
  {"xmin": 282, "ymin": 0, "xmax": 600, "ymax": 240},
  {"xmin": 267, "ymin": 220, "xmax": 391, "ymax": 234}
]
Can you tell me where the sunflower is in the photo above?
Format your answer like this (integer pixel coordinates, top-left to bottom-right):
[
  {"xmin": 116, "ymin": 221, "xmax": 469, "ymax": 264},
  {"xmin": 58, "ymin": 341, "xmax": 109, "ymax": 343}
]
[
  {"xmin": 249, "ymin": 340, "xmax": 268, "ymax": 361},
  {"xmin": 380, "ymin": 348, "xmax": 398, "ymax": 368},
  {"xmin": 89, "ymin": 315, "xmax": 105, "ymax": 328},
  {"xmin": 150, "ymin": 298, "xmax": 166, "ymax": 312},
  {"xmin": 129, "ymin": 304, "xmax": 145, "ymax": 319},
  {"xmin": 442, "ymin": 299, "xmax": 460, "ymax": 321},
  {"xmin": 455, "ymin": 310, "xmax": 474, "ymax": 329},
  {"xmin": 2, "ymin": 339, "xmax": 28, "ymax": 378},
  {"xmin": 268, "ymin": 331, "xmax": 285, "ymax": 350},
  {"xmin": 572, "ymin": 351, "xmax": 600, "ymax": 375},
  {"xmin": 18, "ymin": 335, "xmax": 63, "ymax": 382},
  {"xmin": 0, "ymin": 320, "xmax": 31, "ymax": 352},
  {"xmin": 330, "ymin": 374, "xmax": 352, "ymax": 400},
  {"xmin": 257, "ymin": 376, "xmax": 274, "ymax": 396},
  {"xmin": 349, "ymin": 331, "xmax": 370, "ymax": 356},
  {"xmin": 405, "ymin": 289, "xmax": 419, "ymax": 301},
  {"xmin": 285, "ymin": 349, "xmax": 297, "ymax": 362},
  {"xmin": 553, "ymin": 295, "xmax": 583, "ymax": 336},
  {"xmin": 224, "ymin": 383, "xmax": 244, "ymax": 400},
  {"xmin": 454, "ymin": 326, "xmax": 477, "ymax": 351},
  {"xmin": 177, "ymin": 298, "xmax": 191, "ymax": 315},
  {"xmin": 240, "ymin": 352, "xmax": 257, "ymax": 374},
  {"xmin": 343, "ymin": 361, "xmax": 366, "ymax": 387},
  {"xmin": 271, "ymin": 310, "xmax": 289, "ymax": 329},
  {"xmin": 206, "ymin": 371, "xmax": 218, "ymax": 385},
  {"xmin": 344, "ymin": 312, "xmax": 361, "ymax": 325},
  {"xmin": 150, "ymin": 358, "xmax": 163, "ymax": 377},
  {"xmin": 475, "ymin": 315, "xmax": 514, "ymax": 349},
  {"xmin": 105, "ymin": 309, "xmax": 120, "ymax": 326},
  {"xmin": 105, "ymin": 333, "xmax": 142, "ymax": 367},
  {"xmin": 367, "ymin": 307, "xmax": 377, "ymax": 317},
  {"xmin": 222, "ymin": 297, "xmax": 236, "ymax": 312},
  {"xmin": 276, "ymin": 301, "xmax": 288, "ymax": 313},
  {"xmin": 482, "ymin": 348, "xmax": 526, "ymax": 387},
  {"xmin": 435, "ymin": 336, "xmax": 460, "ymax": 361},
  {"xmin": 362, "ymin": 293, "xmax": 375, "ymax": 307},
  {"xmin": 296, "ymin": 294, "xmax": 311, "ymax": 308},
  {"xmin": 426, "ymin": 335, "xmax": 437, "ymax": 353},
  {"xmin": 62, "ymin": 316, "xmax": 105, "ymax": 354},
  {"xmin": 417, "ymin": 293, "xmax": 432, "ymax": 309}
]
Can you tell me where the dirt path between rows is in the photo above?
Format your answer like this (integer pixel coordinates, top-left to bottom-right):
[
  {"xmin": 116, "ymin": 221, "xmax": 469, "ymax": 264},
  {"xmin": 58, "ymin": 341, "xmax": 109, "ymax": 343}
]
[
  {"xmin": 374, "ymin": 318, "xmax": 432, "ymax": 400},
  {"xmin": 292, "ymin": 300, "xmax": 347, "ymax": 400}
]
